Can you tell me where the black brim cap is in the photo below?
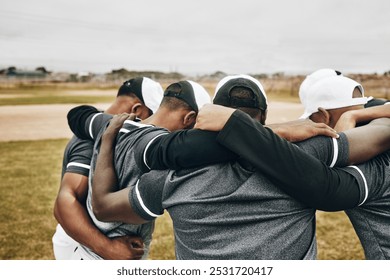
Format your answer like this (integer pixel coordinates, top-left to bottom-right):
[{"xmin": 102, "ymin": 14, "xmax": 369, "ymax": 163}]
[
  {"xmin": 118, "ymin": 77, "xmax": 163, "ymax": 113},
  {"xmin": 213, "ymin": 75, "xmax": 267, "ymax": 111},
  {"xmin": 119, "ymin": 77, "xmax": 144, "ymax": 101},
  {"xmin": 164, "ymin": 80, "xmax": 210, "ymax": 112}
]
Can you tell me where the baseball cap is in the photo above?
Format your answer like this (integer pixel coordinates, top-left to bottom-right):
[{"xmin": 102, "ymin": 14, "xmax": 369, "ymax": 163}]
[
  {"xmin": 300, "ymin": 75, "xmax": 367, "ymax": 119},
  {"xmin": 299, "ymin": 69, "xmax": 342, "ymax": 107},
  {"xmin": 118, "ymin": 77, "xmax": 164, "ymax": 113},
  {"xmin": 213, "ymin": 74, "xmax": 267, "ymax": 111},
  {"xmin": 365, "ymin": 98, "xmax": 388, "ymax": 108},
  {"xmin": 163, "ymin": 80, "xmax": 211, "ymax": 112}
]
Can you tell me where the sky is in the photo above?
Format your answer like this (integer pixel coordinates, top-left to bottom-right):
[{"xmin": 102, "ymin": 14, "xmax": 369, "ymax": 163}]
[{"xmin": 1, "ymin": 0, "xmax": 390, "ymax": 75}]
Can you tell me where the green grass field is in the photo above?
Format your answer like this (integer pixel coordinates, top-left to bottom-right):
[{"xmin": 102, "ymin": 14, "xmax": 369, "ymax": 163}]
[{"xmin": 0, "ymin": 139, "xmax": 364, "ymax": 260}]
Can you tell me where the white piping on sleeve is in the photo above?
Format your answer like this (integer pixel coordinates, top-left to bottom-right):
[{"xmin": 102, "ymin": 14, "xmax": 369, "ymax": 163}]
[
  {"xmin": 89, "ymin": 113, "xmax": 103, "ymax": 140},
  {"xmin": 135, "ymin": 180, "xmax": 162, "ymax": 218},
  {"xmin": 67, "ymin": 162, "xmax": 91, "ymax": 170},
  {"xmin": 143, "ymin": 133, "xmax": 169, "ymax": 170},
  {"xmin": 124, "ymin": 120, "xmax": 153, "ymax": 128},
  {"xmin": 348, "ymin": 165, "xmax": 369, "ymax": 206},
  {"xmin": 329, "ymin": 138, "xmax": 339, "ymax": 167}
]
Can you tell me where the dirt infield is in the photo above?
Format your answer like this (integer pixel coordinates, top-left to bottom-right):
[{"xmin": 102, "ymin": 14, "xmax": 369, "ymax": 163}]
[
  {"xmin": 0, "ymin": 103, "xmax": 108, "ymax": 142},
  {"xmin": 0, "ymin": 101, "xmax": 304, "ymax": 142}
]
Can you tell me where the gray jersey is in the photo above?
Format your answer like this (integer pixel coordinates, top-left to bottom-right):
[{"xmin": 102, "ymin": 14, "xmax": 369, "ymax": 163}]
[
  {"xmin": 80, "ymin": 114, "xmax": 155, "ymax": 259},
  {"xmin": 344, "ymin": 151, "xmax": 390, "ymax": 260},
  {"xmin": 61, "ymin": 135, "xmax": 93, "ymax": 178},
  {"xmin": 130, "ymin": 133, "xmax": 350, "ymax": 259}
]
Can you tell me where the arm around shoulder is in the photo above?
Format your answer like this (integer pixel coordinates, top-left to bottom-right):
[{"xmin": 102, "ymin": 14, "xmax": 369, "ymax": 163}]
[{"xmin": 344, "ymin": 117, "xmax": 390, "ymax": 165}]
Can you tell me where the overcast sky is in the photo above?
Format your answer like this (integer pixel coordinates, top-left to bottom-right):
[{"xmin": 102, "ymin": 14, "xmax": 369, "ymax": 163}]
[{"xmin": 1, "ymin": 0, "xmax": 390, "ymax": 75}]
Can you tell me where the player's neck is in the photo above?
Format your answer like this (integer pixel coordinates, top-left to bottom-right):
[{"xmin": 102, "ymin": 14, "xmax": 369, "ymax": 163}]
[{"xmin": 142, "ymin": 108, "xmax": 185, "ymax": 132}]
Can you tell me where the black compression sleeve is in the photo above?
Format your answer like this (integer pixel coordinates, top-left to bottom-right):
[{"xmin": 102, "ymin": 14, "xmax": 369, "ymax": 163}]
[
  {"xmin": 67, "ymin": 105, "xmax": 99, "ymax": 140},
  {"xmin": 136, "ymin": 129, "xmax": 239, "ymax": 170},
  {"xmin": 217, "ymin": 110, "xmax": 361, "ymax": 211}
]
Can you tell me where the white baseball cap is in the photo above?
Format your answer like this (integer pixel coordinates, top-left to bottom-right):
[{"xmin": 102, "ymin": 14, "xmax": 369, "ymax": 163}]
[
  {"xmin": 300, "ymin": 76, "xmax": 367, "ymax": 119},
  {"xmin": 119, "ymin": 77, "xmax": 164, "ymax": 113},
  {"xmin": 299, "ymin": 69, "xmax": 343, "ymax": 107}
]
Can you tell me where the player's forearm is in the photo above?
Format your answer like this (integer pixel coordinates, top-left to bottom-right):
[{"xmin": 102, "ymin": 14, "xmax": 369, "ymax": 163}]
[
  {"xmin": 92, "ymin": 132, "xmax": 119, "ymax": 217},
  {"xmin": 266, "ymin": 120, "xmax": 338, "ymax": 142},
  {"xmin": 348, "ymin": 104, "xmax": 390, "ymax": 124},
  {"xmin": 345, "ymin": 118, "xmax": 390, "ymax": 165}
]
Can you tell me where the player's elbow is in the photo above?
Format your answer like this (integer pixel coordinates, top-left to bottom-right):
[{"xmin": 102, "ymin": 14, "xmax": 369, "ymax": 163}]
[
  {"xmin": 92, "ymin": 200, "xmax": 110, "ymax": 222},
  {"xmin": 308, "ymin": 199, "xmax": 345, "ymax": 212},
  {"xmin": 53, "ymin": 200, "xmax": 60, "ymax": 222},
  {"xmin": 92, "ymin": 205, "xmax": 106, "ymax": 221},
  {"xmin": 53, "ymin": 194, "xmax": 67, "ymax": 224},
  {"xmin": 305, "ymin": 190, "xmax": 359, "ymax": 212}
]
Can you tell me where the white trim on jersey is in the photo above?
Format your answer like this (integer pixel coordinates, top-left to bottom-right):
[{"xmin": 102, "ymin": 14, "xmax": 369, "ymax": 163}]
[
  {"xmin": 143, "ymin": 133, "xmax": 169, "ymax": 170},
  {"xmin": 123, "ymin": 120, "xmax": 153, "ymax": 128},
  {"xmin": 329, "ymin": 138, "xmax": 339, "ymax": 167},
  {"xmin": 119, "ymin": 128, "xmax": 130, "ymax": 134},
  {"xmin": 66, "ymin": 162, "xmax": 91, "ymax": 170},
  {"xmin": 348, "ymin": 165, "xmax": 369, "ymax": 206},
  {"xmin": 135, "ymin": 180, "xmax": 162, "ymax": 218},
  {"xmin": 89, "ymin": 113, "xmax": 103, "ymax": 140}
]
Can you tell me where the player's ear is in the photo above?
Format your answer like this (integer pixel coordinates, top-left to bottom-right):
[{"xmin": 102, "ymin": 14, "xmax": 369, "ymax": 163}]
[
  {"xmin": 183, "ymin": 111, "xmax": 197, "ymax": 128},
  {"xmin": 131, "ymin": 103, "xmax": 143, "ymax": 115},
  {"xmin": 310, "ymin": 107, "xmax": 330, "ymax": 125}
]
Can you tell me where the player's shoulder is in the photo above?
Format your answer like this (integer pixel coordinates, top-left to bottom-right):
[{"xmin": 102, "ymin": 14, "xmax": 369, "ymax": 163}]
[
  {"xmin": 67, "ymin": 135, "xmax": 93, "ymax": 146},
  {"xmin": 118, "ymin": 120, "xmax": 169, "ymax": 143},
  {"xmin": 121, "ymin": 120, "xmax": 167, "ymax": 134},
  {"xmin": 65, "ymin": 135, "xmax": 94, "ymax": 154}
]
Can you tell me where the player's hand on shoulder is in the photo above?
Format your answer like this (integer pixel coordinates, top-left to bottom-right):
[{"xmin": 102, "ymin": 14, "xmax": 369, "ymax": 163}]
[
  {"xmin": 194, "ymin": 104, "xmax": 236, "ymax": 131},
  {"xmin": 270, "ymin": 119, "xmax": 339, "ymax": 142},
  {"xmin": 103, "ymin": 113, "xmax": 136, "ymax": 139}
]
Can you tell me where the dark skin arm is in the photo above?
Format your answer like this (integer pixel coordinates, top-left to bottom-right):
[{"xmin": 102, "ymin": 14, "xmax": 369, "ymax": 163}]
[
  {"xmin": 196, "ymin": 105, "xmax": 390, "ymax": 210},
  {"xmin": 92, "ymin": 114, "xmax": 148, "ymax": 225},
  {"xmin": 90, "ymin": 109, "xmax": 343, "ymax": 222},
  {"xmin": 91, "ymin": 106, "xmax": 377, "ymax": 220},
  {"xmin": 334, "ymin": 104, "xmax": 390, "ymax": 132},
  {"xmin": 54, "ymin": 171, "xmax": 144, "ymax": 259},
  {"xmin": 345, "ymin": 117, "xmax": 390, "ymax": 164},
  {"xmin": 195, "ymin": 104, "xmax": 390, "ymax": 164},
  {"xmin": 266, "ymin": 119, "xmax": 339, "ymax": 142},
  {"xmin": 195, "ymin": 106, "xmax": 339, "ymax": 141}
]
